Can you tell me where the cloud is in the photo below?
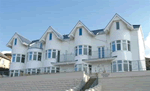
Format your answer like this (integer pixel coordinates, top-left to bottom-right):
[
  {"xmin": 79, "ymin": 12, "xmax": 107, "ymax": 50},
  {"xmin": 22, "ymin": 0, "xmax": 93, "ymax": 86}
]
[{"xmin": 145, "ymin": 32, "xmax": 150, "ymax": 57}]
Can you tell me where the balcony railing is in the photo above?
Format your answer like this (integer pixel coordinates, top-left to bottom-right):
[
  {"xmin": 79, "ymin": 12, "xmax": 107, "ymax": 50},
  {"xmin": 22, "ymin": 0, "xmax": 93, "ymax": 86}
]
[
  {"xmin": 58, "ymin": 54, "xmax": 75, "ymax": 63},
  {"xmin": 54, "ymin": 50, "xmax": 112, "ymax": 63},
  {"xmin": 88, "ymin": 50, "xmax": 112, "ymax": 60}
]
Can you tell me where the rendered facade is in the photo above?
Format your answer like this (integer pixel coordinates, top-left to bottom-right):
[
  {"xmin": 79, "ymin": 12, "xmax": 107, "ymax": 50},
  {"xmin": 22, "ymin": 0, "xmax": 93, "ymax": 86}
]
[{"xmin": 7, "ymin": 13, "xmax": 146, "ymax": 77}]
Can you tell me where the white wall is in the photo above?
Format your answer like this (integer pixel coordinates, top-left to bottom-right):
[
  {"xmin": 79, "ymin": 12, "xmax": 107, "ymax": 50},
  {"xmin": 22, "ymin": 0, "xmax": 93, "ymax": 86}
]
[{"xmin": 10, "ymin": 35, "xmax": 27, "ymax": 70}]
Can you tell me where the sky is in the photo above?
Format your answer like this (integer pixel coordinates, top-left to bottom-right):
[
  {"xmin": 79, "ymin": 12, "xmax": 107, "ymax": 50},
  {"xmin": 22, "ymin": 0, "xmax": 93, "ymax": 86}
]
[{"xmin": 0, "ymin": 0, "xmax": 150, "ymax": 56}]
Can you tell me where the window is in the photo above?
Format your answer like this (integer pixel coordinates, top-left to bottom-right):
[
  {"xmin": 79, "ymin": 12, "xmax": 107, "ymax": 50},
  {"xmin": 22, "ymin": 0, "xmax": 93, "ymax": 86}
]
[
  {"xmin": 128, "ymin": 41, "xmax": 131, "ymax": 51},
  {"xmin": 14, "ymin": 38, "xmax": 17, "ymax": 45},
  {"xmin": 98, "ymin": 47, "xmax": 105, "ymax": 58},
  {"xmin": 45, "ymin": 50, "xmax": 47, "ymax": 59},
  {"xmin": 89, "ymin": 46, "xmax": 92, "ymax": 56},
  {"xmin": 44, "ymin": 68, "xmax": 46, "ymax": 73},
  {"xmin": 124, "ymin": 60, "xmax": 128, "ymax": 71},
  {"xmin": 20, "ymin": 70, "xmax": 24, "ymax": 76},
  {"xmin": 33, "ymin": 52, "xmax": 37, "ymax": 60},
  {"xmin": 56, "ymin": 67, "xmax": 60, "ymax": 73},
  {"xmin": 117, "ymin": 60, "xmax": 122, "ymax": 71},
  {"xmin": 32, "ymin": 69, "xmax": 36, "ymax": 75},
  {"xmin": 79, "ymin": 28, "xmax": 82, "ymax": 36},
  {"xmin": 12, "ymin": 54, "xmax": 16, "ymax": 62},
  {"xmin": 29, "ymin": 52, "xmax": 32, "ymax": 60},
  {"xmin": 116, "ymin": 22, "xmax": 120, "ymax": 30},
  {"xmin": 75, "ymin": 46, "xmax": 78, "ymax": 56},
  {"xmin": 28, "ymin": 69, "xmax": 31, "ymax": 74},
  {"xmin": 112, "ymin": 41, "xmax": 116, "ymax": 52},
  {"xmin": 47, "ymin": 67, "xmax": 50, "ymax": 73},
  {"xmin": 38, "ymin": 52, "xmax": 42, "ymax": 61},
  {"xmin": 40, "ymin": 43, "xmax": 42, "ymax": 49},
  {"xmin": 111, "ymin": 40, "xmax": 131, "ymax": 52},
  {"xmin": 49, "ymin": 33, "xmax": 52, "ymax": 40},
  {"xmin": 14, "ymin": 70, "xmax": 19, "ymax": 77},
  {"xmin": 84, "ymin": 45, "xmax": 87, "ymax": 55},
  {"xmin": 16, "ymin": 54, "xmax": 21, "ymax": 62},
  {"xmin": 51, "ymin": 67, "xmax": 55, "ymax": 73},
  {"xmin": 79, "ymin": 45, "xmax": 82, "ymax": 55},
  {"xmin": 10, "ymin": 70, "xmax": 14, "ymax": 77},
  {"xmin": 117, "ymin": 40, "xmax": 121, "ymax": 50},
  {"xmin": 21, "ymin": 55, "xmax": 25, "ymax": 63},
  {"xmin": 48, "ymin": 49, "xmax": 51, "ymax": 58},
  {"xmin": 122, "ymin": 40, "xmax": 127, "ymax": 50},
  {"xmin": 112, "ymin": 61, "xmax": 116, "ymax": 72},
  {"xmin": 52, "ymin": 49, "xmax": 56, "ymax": 58},
  {"xmin": 37, "ymin": 69, "xmax": 40, "ymax": 74},
  {"xmin": 129, "ymin": 61, "xmax": 132, "ymax": 71},
  {"xmin": 112, "ymin": 60, "xmax": 132, "ymax": 72}
]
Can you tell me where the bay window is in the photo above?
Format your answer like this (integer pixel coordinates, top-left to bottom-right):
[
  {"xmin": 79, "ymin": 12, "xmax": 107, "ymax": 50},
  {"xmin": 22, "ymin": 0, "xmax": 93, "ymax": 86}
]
[
  {"xmin": 112, "ymin": 60, "xmax": 132, "ymax": 72},
  {"xmin": 128, "ymin": 41, "xmax": 131, "ymax": 51},
  {"xmin": 89, "ymin": 46, "xmax": 92, "ymax": 56},
  {"xmin": 12, "ymin": 54, "xmax": 25, "ymax": 63},
  {"xmin": 52, "ymin": 49, "xmax": 56, "ymax": 58},
  {"xmin": 38, "ymin": 52, "xmax": 42, "ymax": 61},
  {"xmin": 16, "ymin": 54, "xmax": 21, "ymax": 62},
  {"xmin": 79, "ymin": 45, "xmax": 82, "ymax": 55},
  {"xmin": 14, "ymin": 70, "xmax": 19, "ymax": 77},
  {"xmin": 21, "ymin": 55, "xmax": 25, "ymax": 63},
  {"xmin": 12, "ymin": 54, "xmax": 16, "ymax": 62},
  {"xmin": 29, "ymin": 52, "xmax": 32, "ymax": 60},
  {"xmin": 110, "ymin": 40, "xmax": 130, "ymax": 52},
  {"xmin": 122, "ymin": 40, "xmax": 127, "ymax": 50},
  {"xmin": 124, "ymin": 60, "xmax": 128, "ymax": 71},
  {"xmin": 112, "ymin": 41, "xmax": 116, "ymax": 52},
  {"xmin": 33, "ymin": 52, "xmax": 37, "ymax": 60},
  {"xmin": 48, "ymin": 49, "xmax": 51, "ymax": 58},
  {"xmin": 84, "ymin": 45, "xmax": 87, "ymax": 55},
  {"xmin": 117, "ymin": 60, "xmax": 122, "ymax": 71},
  {"xmin": 117, "ymin": 40, "xmax": 121, "ymax": 50},
  {"xmin": 112, "ymin": 61, "xmax": 116, "ymax": 72}
]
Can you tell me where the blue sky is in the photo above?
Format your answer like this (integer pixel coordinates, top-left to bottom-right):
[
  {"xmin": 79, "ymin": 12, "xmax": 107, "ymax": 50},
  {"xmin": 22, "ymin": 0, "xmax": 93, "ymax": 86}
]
[{"xmin": 0, "ymin": 0, "xmax": 150, "ymax": 56}]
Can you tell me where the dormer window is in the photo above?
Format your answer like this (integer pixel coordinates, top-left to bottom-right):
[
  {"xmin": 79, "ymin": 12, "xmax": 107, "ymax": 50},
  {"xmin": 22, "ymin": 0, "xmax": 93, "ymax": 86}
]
[
  {"xmin": 79, "ymin": 28, "xmax": 82, "ymax": 36},
  {"xmin": 49, "ymin": 33, "xmax": 52, "ymax": 40},
  {"xmin": 14, "ymin": 38, "xmax": 17, "ymax": 45},
  {"xmin": 116, "ymin": 22, "xmax": 120, "ymax": 30}
]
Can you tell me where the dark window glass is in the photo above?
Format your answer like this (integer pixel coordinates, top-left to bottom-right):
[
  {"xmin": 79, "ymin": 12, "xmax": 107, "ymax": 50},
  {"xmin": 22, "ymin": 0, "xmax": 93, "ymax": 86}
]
[
  {"xmin": 79, "ymin": 28, "xmax": 82, "ymax": 36},
  {"xmin": 21, "ymin": 55, "xmax": 25, "ymax": 63},
  {"xmin": 49, "ymin": 33, "xmax": 52, "ymax": 40},
  {"xmin": 38, "ymin": 52, "xmax": 42, "ymax": 61},
  {"xmin": 116, "ymin": 22, "xmax": 120, "ymax": 30}
]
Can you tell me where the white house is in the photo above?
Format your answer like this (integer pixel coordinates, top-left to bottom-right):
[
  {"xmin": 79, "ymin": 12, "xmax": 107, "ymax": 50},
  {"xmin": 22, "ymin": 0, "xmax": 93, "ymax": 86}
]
[{"xmin": 7, "ymin": 13, "xmax": 146, "ymax": 77}]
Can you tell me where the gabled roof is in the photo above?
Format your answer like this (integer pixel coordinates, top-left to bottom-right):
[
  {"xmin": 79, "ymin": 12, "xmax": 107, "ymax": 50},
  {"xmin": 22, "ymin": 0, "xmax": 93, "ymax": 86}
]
[
  {"xmin": 7, "ymin": 33, "xmax": 31, "ymax": 48},
  {"xmin": 40, "ymin": 26, "xmax": 63, "ymax": 42},
  {"xmin": 68, "ymin": 21, "xmax": 95, "ymax": 37},
  {"xmin": 104, "ymin": 13, "xmax": 134, "ymax": 33}
]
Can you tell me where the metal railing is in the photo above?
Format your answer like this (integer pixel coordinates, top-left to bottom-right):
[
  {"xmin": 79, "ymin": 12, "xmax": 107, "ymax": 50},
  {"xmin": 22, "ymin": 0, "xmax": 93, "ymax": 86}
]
[{"xmin": 88, "ymin": 50, "xmax": 112, "ymax": 60}]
